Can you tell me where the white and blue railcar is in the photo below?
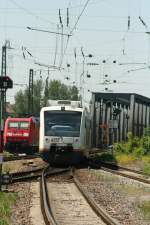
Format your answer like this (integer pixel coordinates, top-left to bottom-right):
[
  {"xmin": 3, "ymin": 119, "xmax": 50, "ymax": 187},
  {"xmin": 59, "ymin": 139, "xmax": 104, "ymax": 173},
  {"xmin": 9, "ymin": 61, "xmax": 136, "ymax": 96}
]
[{"xmin": 39, "ymin": 100, "xmax": 87, "ymax": 164}]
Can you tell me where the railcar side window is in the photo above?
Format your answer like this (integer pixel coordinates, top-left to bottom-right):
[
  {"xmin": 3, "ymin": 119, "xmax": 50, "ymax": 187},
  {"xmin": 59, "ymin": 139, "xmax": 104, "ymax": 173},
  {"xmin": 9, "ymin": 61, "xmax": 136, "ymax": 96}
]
[{"xmin": 44, "ymin": 111, "xmax": 82, "ymax": 137}]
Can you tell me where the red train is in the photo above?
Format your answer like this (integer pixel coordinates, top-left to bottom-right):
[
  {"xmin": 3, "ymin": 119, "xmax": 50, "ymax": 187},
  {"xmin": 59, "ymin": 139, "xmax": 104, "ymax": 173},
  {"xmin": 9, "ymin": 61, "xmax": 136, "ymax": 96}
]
[{"xmin": 3, "ymin": 117, "xmax": 39, "ymax": 153}]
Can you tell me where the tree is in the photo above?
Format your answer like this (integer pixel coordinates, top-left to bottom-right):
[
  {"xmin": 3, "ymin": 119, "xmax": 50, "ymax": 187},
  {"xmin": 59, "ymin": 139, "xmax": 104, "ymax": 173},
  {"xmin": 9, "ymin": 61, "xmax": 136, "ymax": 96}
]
[
  {"xmin": 43, "ymin": 80, "xmax": 79, "ymax": 103},
  {"xmin": 13, "ymin": 89, "xmax": 29, "ymax": 116},
  {"xmin": 43, "ymin": 76, "xmax": 49, "ymax": 106},
  {"xmin": 13, "ymin": 79, "xmax": 44, "ymax": 116},
  {"xmin": 69, "ymin": 85, "xmax": 79, "ymax": 100},
  {"xmin": 32, "ymin": 79, "xmax": 44, "ymax": 114},
  {"xmin": 13, "ymin": 79, "xmax": 79, "ymax": 115}
]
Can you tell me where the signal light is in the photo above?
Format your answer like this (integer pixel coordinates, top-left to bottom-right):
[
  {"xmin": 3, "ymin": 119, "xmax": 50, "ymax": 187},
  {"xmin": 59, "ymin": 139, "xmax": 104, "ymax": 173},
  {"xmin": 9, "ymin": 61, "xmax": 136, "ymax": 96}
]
[{"xmin": 0, "ymin": 76, "xmax": 13, "ymax": 89}]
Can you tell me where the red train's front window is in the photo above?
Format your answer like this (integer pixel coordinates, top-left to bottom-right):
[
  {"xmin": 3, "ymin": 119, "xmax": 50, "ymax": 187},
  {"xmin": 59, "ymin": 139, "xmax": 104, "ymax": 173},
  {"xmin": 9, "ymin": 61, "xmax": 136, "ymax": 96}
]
[
  {"xmin": 8, "ymin": 122, "xmax": 19, "ymax": 128},
  {"xmin": 8, "ymin": 121, "xmax": 29, "ymax": 130},
  {"xmin": 20, "ymin": 122, "xmax": 29, "ymax": 129}
]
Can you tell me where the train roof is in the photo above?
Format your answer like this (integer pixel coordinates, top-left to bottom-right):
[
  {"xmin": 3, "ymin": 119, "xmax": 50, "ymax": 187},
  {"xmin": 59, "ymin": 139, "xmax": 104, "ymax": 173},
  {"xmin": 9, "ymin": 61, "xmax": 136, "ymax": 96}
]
[
  {"xmin": 92, "ymin": 92, "xmax": 150, "ymax": 105},
  {"xmin": 5, "ymin": 116, "xmax": 39, "ymax": 122},
  {"xmin": 41, "ymin": 105, "xmax": 84, "ymax": 113},
  {"xmin": 47, "ymin": 100, "xmax": 81, "ymax": 108}
]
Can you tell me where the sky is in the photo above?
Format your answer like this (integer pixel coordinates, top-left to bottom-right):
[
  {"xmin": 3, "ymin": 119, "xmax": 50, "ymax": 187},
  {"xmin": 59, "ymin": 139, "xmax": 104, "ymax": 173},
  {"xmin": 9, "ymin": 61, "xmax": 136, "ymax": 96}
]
[{"xmin": 1, "ymin": 0, "xmax": 150, "ymax": 104}]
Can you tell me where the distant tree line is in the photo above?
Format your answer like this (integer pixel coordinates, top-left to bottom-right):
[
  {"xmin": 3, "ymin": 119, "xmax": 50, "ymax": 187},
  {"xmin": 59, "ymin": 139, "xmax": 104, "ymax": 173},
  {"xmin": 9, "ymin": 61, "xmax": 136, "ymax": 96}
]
[{"xmin": 12, "ymin": 79, "xmax": 79, "ymax": 116}]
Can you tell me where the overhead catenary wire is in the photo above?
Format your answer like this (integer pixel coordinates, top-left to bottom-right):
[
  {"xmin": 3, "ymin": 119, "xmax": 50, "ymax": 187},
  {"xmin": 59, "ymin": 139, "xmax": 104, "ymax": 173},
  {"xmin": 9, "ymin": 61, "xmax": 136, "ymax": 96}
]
[
  {"xmin": 59, "ymin": 25, "xmax": 64, "ymax": 69},
  {"xmin": 27, "ymin": 26, "xmax": 72, "ymax": 37},
  {"xmin": 7, "ymin": 0, "xmax": 56, "ymax": 25},
  {"xmin": 53, "ymin": 25, "xmax": 59, "ymax": 66},
  {"xmin": 128, "ymin": 16, "xmax": 130, "ymax": 30},
  {"xmin": 58, "ymin": 8, "xmax": 64, "ymax": 69},
  {"xmin": 58, "ymin": 0, "xmax": 91, "ymax": 70},
  {"xmin": 139, "ymin": 16, "xmax": 148, "ymax": 28},
  {"xmin": 67, "ymin": 8, "xmax": 69, "ymax": 27},
  {"xmin": 59, "ymin": 8, "xmax": 63, "ymax": 26},
  {"xmin": 70, "ymin": 0, "xmax": 90, "ymax": 35}
]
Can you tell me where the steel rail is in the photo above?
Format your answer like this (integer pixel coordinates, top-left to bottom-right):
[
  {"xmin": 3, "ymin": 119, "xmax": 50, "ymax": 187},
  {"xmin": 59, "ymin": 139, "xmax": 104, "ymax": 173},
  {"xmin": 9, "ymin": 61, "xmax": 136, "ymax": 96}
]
[
  {"xmin": 40, "ymin": 167, "xmax": 71, "ymax": 225},
  {"xmin": 40, "ymin": 167, "xmax": 121, "ymax": 225},
  {"xmin": 101, "ymin": 166, "xmax": 150, "ymax": 185},
  {"xmin": 40, "ymin": 166, "xmax": 57, "ymax": 225},
  {"xmin": 4, "ymin": 154, "xmax": 40, "ymax": 162},
  {"xmin": 73, "ymin": 173, "xmax": 121, "ymax": 225},
  {"xmin": 88, "ymin": 160, "xmax": 150, "ymax": 184},
  {"xmin": 99, "ymin": 161, "xmax": 150, "ymax": 177},
  {"xmin": 11, "ymin": 168, "xmax": 44, "ymax": 183}
]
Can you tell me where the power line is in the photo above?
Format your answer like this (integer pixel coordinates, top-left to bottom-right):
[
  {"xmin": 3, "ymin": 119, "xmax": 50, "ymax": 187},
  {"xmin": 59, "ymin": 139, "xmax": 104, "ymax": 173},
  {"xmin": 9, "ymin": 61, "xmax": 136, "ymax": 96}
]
[
  {"xmin": 58, "ymin": 0, "xmax": 91, "ymax": 68},
  {"xmin": 7, "ymin": 0, "xmax": 56, "ymax": 25},
  {"xmin": 1, "ymin": 25, "xmax": 149, "ymax": 35},
  {"xmin": 27, "ymin": 26, "xmax": 72, "ymax": 37},
  {"xmin": 53, "ymin": 25, "xmax": 59, "ymax": 66},
  {"xmin": 4, "ymin": 0, "xmax": 103, "ymax": 12},
  {"xmin": 70, "ymin": 0, "xmax": 91, "ymax": 35}
]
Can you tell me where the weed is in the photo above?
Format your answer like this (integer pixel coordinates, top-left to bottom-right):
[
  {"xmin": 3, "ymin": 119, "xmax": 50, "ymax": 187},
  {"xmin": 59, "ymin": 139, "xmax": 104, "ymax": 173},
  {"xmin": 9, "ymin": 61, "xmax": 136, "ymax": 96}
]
[
  {"xmin": 142, "ymin": 164, "xmax": 150, "ymax": 175},
  {"xmin": 3, "ymin": 152, "xmax": 13, "ymax": 157},
  {"xmin": 2, "ymin": 165, "xmax": 11, "ymax": 173},
  {"xmin": 0, "ymin": 191, "xmax": 17, "ymax": 225},
  {"xmin": 115, "ymin": 153, "xmax": 136, "ymax": 165},
  {"xmin": 138, "ymin": 201, "xmax": 150, "ymax": 219}
]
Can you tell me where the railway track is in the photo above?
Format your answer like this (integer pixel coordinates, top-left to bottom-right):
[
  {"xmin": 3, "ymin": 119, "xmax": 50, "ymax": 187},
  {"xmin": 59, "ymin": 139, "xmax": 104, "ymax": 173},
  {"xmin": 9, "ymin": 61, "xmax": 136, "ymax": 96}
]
[
  {"xmin": 88, "ymin": 160, "xmax": 150, "ymax": 185},
  {"xmin": 1, "ymin": 166, "xmax": 46, "ymax": 184},
  {"xmin": 3, "ymin": 153, "xmax": 40, "ymax": 162},
  {"xmin": 40, "ymin": 166, "xmax": 121, "ymax": 225},
  {"xmin": 10, "ymin": 166, "xmax": 45, "ymax": 183}
]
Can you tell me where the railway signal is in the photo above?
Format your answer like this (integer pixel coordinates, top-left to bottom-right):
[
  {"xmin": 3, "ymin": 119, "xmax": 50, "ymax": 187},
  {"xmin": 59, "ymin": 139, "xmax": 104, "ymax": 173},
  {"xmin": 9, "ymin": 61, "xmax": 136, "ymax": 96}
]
[{"xmin": 0, "ymin": 76, "xmax": 13, "ymax": 89}]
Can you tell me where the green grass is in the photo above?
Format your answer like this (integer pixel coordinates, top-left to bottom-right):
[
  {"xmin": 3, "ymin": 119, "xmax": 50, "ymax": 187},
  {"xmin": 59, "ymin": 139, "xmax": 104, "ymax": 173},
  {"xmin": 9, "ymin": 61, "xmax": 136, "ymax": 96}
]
[
  {"xmin": 0, "ymin": 191, "xmax": 17, "ymax": 225},
  {"xmin": 90, "ymin": 152, "xmax": 117, "ymax": 164},
  {"xmin": 142, "ymin": 164, "xmax": 150, "ymax": 174},
  {"xmin": 138, "ymin": 201, "xmax": 150, "ymax": 219},
  {"xmin": 90, "ymin": 149, "xmax": 150, "ymax": 175},
  {"xmin": 114, "ymin": 153, "xmax": 150, "ymax": 175},
  {"xmin": 3, "ymin": 151, "xmax": 14, "ymax": 157},
  {"xmin": 115, "ymin": 153, "xmax": 136, "ymax": 165}
]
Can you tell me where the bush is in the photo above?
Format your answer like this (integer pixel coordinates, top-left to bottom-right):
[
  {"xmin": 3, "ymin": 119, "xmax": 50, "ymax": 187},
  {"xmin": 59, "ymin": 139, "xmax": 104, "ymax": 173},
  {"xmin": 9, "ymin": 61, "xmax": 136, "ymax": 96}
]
[
  {"xmin": 115, "ymin": 154, "xmax": 136, "ymax": 165},
  {"xmin": 132, "ymin": 147, "xmax": 144, "ymax": 157},
  {"xmin": 140, "ymin": 136, "xmax": 150, "ymax": 154},
  {"xmin": 113, "ymin": 142, "xmax": 126, "ymax": 153},
  {"xmin": 113, "ymin": 133, "xmax": 140, "ymax": 155},
  {"xmin": 113, "ymin": 129, "xmax": 150, "ymax": 157}
]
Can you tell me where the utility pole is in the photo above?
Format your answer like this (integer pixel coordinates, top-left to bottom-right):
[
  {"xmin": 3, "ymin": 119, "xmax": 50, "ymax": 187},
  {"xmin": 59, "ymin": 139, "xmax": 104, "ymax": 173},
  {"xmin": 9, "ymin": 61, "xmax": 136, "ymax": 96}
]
[
  {"xmin": 0, "ymin": 41, "xmax": 13, "ymax": 189},
  {"xmin": 0, "ymin": 40, "xmax": 13, "ymax": 133},
  {"xmin": 0, "ymin": 43, "xmax": 7, "ymax": 153},
  {"xmin": 28, "ymin": 69, "xmax": 34, "ymax": 115},
  {"xmin": 0, "ymin": 45, "xmax": 7, "ymax": 129}
]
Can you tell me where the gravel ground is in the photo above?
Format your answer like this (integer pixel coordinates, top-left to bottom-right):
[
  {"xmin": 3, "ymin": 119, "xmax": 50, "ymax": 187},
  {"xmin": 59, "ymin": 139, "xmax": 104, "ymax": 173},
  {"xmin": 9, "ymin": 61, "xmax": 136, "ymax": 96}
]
[
  {"xmin": 76, "ymin": 169, "xmax": 150, "ymax": 225},
  {"xmin": 3, "ymin": 158, "xmax": 47, "ymax": 173},
  {"xmin": 6, "ymin": 167, "xmax": 150, "ymax": 225},
  {"xmin": 2, "ymin": 158, "xmax": 46, "ymax": 225},
  {"xmin": 8, "ymin": 182, "xmax": 32, "ymax": 225}
]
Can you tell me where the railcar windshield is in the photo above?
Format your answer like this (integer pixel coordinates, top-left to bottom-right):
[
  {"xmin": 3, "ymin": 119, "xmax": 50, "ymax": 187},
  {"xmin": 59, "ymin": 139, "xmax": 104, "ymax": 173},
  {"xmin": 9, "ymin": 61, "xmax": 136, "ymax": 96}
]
[
  {"xmin": 8, "ymin": 122, "xmax": 18, "ymax": 128},
  {"xmin": 20, "ymin": 122, "xmax": 29, "ymax": 129},
  {"xmin": 44, "ymin": 110, "xmax": 82, "ymax": 137},
  {"xmin": 8, "ymin": 121, "xmax": 29, "ymax": 129}
]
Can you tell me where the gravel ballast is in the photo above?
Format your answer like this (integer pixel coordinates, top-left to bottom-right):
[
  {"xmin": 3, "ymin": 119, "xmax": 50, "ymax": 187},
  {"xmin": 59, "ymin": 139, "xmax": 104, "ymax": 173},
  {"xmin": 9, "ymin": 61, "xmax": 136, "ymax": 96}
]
[{"xmin": 76, "ymin": 169, "xmax": 150, "ymax": 225}]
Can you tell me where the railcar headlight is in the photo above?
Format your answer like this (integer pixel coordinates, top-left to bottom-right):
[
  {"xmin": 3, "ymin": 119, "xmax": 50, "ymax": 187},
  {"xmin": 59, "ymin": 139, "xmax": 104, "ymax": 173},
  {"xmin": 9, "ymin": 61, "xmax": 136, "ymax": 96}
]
[
  {"xmin": 45, "ymin": 138, "xmax": 49, "ymax": 143},
  {"xmin": 23, "ymin": 133, "xmax": 29, "ymax": 137},
  {"xmin": 7, "ymin": 132, "xmax": 12, "ymax": 136},
  {"xmin": 74, "ymin": 138, "xmax": 79, "ymax": 143}
]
